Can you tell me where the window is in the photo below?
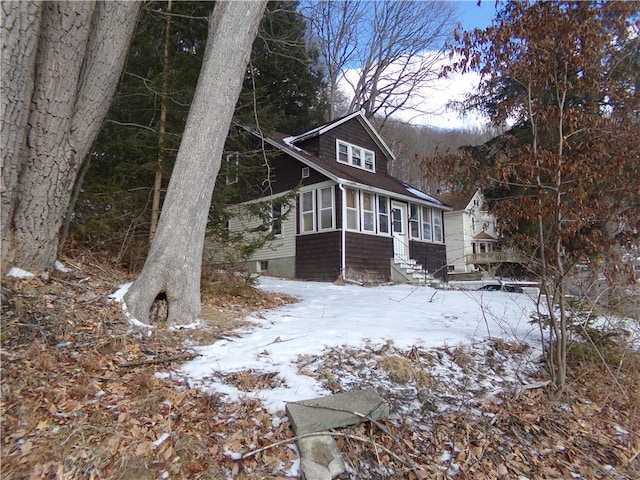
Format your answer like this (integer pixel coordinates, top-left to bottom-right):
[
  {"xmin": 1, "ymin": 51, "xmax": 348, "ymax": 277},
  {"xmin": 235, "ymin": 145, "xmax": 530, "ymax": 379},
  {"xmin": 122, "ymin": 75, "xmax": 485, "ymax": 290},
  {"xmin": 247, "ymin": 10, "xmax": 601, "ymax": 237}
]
[
  {"xmin": 361, "ymin": 192, "xmax": 374, "ymax": 232},
  {"xmin": 346, "ymin": 188, "xmax": 359, "ymax": 230},
  {"xmin": 378, "ymin": 196, "xmax": 390, "ymax": 234},
  {"xmin": 302, "ymin": 167, "xmax": 310, "ymax": 178},
  {"xmin": 270, "ymin": 202, "xmax": 282, "ymax": 236},
  {"xmin": 319, "ymin": 186, "xmax": 334, "ymax": 230},
  {"xmin": 352, "ymin": 147, "xmax": 362, "ymax": 167},
  {"xmin": 336, "ymin": 140, "xmax": 375, "ymax": 171},
  {"xmin": 338, "ymin": 142, "xmax": 349, "ymax": 163},
  {"xmin": 300, "ymin": 191, "xmax": 315, "ymax": 233},
  {"xmin": 421, "ymin": 206, "xmax": 432, "ymax": 241},
  {"xmin": 433, "ymin": 211, "xmax": 443, "ymax": 242},
  {"xmin": 226, "ymin": 153, "xmax": 239, "ymax": 184},
  {"xmin": 364, "ymin": 152, "xmax": 374, "ymax": 170},
  {"xmin": 409, "ymin": 204, "xmax": 420, "ymax": 239},
  {"xmin": 258, "ymin": 260, "xmax": 268, "ymax": 272}
]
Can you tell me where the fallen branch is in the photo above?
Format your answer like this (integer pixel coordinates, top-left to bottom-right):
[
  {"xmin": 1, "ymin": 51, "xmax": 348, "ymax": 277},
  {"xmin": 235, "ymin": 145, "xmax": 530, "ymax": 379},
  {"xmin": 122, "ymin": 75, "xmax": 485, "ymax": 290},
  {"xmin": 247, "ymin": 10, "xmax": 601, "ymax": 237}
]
[{"xmin": 116, "ymin": 352, "xmax": 197, "ymax": 368}]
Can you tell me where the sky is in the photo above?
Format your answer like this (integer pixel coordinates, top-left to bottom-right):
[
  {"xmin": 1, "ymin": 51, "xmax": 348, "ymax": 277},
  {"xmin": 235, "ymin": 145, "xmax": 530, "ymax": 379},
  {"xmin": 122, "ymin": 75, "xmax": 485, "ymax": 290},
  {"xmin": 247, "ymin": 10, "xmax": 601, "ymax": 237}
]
[
  {"xmin": 341, "ymin": 1, "xmax": 499, "ymax": 130},
  {"xmin": 391, "ymin": 1, "xmax": 499, "ymax": 129}
]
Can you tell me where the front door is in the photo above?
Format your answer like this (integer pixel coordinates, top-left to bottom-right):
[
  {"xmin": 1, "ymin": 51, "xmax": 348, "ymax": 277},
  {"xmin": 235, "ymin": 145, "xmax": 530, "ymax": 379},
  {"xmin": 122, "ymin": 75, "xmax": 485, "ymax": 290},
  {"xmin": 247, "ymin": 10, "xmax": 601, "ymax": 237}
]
[{"xmin": 391, "ymin": 201, "xmax": 408, "ymax": 260}]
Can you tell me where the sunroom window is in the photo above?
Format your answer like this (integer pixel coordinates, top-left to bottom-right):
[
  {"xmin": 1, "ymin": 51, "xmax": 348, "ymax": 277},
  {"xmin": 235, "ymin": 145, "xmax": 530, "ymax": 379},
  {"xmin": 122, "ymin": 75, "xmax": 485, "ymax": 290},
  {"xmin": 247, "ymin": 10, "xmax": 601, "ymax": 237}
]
[
  {"xmin": 319, "ymin": 186, "xmax": 334, "ymax": 230},
  {"xmin": 346, "ymin": 188, "xmax": 359, "ymax": 230},
  {"xmin": 300, "ymin": 191, "xmax": 315, "ymax": 233},
  {"xmin": 378, "ymin": 196, "xmax": 390, "ymax": 234},
  {"xmin": 361, "ymin": 192, "xmax": 374, "ymax": 232},
  {"xmin": 433, "ymin": 211, "xmax": 443, "ymax": 242},
  {"xmin": 409, "ymin": 204, "xmax": 420, "ymax": 238},
  {"xmin": 421, "ymin": 206, "xmax": 432, "ymax": 241}
]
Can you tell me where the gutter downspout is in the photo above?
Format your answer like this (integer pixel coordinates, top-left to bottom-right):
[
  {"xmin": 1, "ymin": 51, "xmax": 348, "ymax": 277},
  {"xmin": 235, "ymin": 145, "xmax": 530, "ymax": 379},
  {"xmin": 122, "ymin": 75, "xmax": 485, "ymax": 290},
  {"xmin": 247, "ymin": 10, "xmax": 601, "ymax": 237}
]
[{"xmin": 338, "ymin": 183, "xmax": 347, "ymax": 281}]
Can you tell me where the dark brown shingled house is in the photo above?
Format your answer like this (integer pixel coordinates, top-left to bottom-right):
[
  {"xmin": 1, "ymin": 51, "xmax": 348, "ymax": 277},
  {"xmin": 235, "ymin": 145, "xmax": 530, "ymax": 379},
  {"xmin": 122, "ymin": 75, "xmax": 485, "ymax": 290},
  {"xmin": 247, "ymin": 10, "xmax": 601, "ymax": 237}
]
[{"xmin": 208, "ymin": 111, "xmax": 450, "ymax": 284}]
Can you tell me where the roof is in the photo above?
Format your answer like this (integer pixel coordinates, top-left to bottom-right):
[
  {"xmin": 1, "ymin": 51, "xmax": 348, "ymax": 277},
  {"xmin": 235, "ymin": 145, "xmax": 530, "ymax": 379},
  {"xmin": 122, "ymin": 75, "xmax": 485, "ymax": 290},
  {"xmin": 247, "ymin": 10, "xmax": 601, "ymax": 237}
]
[
  {"xmin": 237, "ymin": 114, "xmax": 447, "ymax": 210},
  {"xmin": 473, "ymin": 231, "xmax": 497, "ymax": 241},
  {"xmin": 268, "ymin": 131, "xmax": 447, "ymax": 209},
  {"xmin": 436, "ymin": 190, "xmax": 477, "ymax": 211},
  {"xmin": 287, "ymin": 111, "xmax": 396, "ymax": 162}
]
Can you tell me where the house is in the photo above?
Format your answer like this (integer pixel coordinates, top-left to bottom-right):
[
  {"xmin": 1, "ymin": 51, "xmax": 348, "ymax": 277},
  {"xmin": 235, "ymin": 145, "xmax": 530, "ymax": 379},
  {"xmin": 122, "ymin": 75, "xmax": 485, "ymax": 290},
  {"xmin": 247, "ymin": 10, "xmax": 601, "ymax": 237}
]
[
  {"xmin": 204, "ymin": 111, "xmax": 450, "ymax": 284},
  {"xmin": 436, "ymin": 189, "xmax": 501, "ymax": 280}
]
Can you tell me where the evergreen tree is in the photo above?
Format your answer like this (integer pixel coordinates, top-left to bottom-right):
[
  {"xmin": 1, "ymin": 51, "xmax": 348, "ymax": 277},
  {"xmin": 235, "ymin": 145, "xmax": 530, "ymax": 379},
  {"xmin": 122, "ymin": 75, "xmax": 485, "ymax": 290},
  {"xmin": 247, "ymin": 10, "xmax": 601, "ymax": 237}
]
[{"xmin": 72, "ymin": 1, "xmax": 326, "ymax": 267}]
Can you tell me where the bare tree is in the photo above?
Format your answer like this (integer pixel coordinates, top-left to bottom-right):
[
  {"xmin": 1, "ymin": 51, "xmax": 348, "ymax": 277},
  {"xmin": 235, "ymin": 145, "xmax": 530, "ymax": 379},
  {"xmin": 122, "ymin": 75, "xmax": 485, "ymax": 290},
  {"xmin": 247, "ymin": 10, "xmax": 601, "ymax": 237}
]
[
  {"xmin": 452, "ymin": 0, "xmax": 640, "ymax": 392},
  {"xmin": 1, "ymin": 0, "xmax": 140, "ymax": 273},
  {"xmin": 123, "ymin": 1, "xmax": 268, "ymax": 326},
  {"xmin": 305, "ymin": 0, "xmax": 455, "ymax": 126}
]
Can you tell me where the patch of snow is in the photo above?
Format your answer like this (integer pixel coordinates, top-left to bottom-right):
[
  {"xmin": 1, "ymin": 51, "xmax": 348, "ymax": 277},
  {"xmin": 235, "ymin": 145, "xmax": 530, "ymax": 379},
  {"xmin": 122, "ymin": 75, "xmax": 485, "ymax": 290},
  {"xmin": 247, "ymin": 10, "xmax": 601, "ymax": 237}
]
[
  {"xmin": 177, "ymin": 276, "xmax": 541, "ymax": 414},
  {"xmin": 224, "ymin": 449, "xmax": 243, "ymax": 460},
  {"xmin": 169, "ymin": 321, "xmax": 200, "ymax": 331},
  {"xmin": 54, "ymin": 260, "xmax": 72, "ymax": 272},
  {"xmin": 151, "ymin": 432, "xmax": 170, "ymax": 448},
  {"xmin": 107, "ymin": 282, "xmax": 132, "ymax": 303},
  {"xmin": 108, "ymin": 282, "xmax": 154, "ymax": 329},
  {"xmin": 6, "ymin": 267, "xmax": 34, "ymax": 279}
]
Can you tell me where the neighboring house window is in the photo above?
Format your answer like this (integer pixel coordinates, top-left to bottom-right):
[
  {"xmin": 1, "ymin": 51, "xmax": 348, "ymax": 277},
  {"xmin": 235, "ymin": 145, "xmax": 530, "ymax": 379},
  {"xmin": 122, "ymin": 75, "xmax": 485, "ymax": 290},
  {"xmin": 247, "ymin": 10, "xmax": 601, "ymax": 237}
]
[
  {"xmin": 409, "ymin": 204, "xmax": 420, "ymax": 239},
  {"xmin": 471, "ymin": 216, "xmax": 476, "ymax": 231},
  {"xmin": 270, "ymin": 202, "xmax": 282, "ymax": 236},
  {"xmin": 361, "ymin": 192, "xmax": 375, "ymax": 232},
  {"xmin": 421, "ymin": 206, "xmax": 432, "ymax": 241},
  {"xmin": 378, "ymin": 196, "xmax": 390, "ymax": 234},
  {"xmin": 433, "ymin": 211, "xmax": 443, "ymax": 242},
  {"xmin": 346, "ymin": 188, "xmax": 359, "ymax": 230},
  {"xmin": 300, "ymin": 190, "xmax": 315, "ymax": 233},
  {"xmin": 226, "ymin": 153, "xmax": 239, "ymax": 184},
  {"xmin": 336, "ymin": 140, "xmax": 375, "ymax": 172},
  {"xmin": 319, "ymin": 186, "xmax": 334, "ymax": 230}
]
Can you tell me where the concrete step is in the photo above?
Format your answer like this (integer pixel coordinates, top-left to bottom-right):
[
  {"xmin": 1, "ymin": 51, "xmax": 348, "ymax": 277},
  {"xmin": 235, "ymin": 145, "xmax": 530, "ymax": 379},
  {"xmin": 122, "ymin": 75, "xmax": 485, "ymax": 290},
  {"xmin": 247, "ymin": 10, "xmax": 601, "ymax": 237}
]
[
  {"xmin": 286, "ymin": 388, "xmax": 389, "ymax": 435},
  {"xmin": 286, "ymin": 389, "xmax": 390, "ymax": 480}
]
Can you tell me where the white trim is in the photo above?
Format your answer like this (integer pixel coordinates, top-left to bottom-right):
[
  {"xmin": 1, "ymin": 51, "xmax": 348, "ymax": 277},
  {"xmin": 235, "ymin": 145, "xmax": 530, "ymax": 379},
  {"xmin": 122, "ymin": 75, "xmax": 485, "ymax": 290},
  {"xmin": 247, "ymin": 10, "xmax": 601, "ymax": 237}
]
[{"xmin": 336, "ymin": 139, "xmax": 376, "ymax": 172}]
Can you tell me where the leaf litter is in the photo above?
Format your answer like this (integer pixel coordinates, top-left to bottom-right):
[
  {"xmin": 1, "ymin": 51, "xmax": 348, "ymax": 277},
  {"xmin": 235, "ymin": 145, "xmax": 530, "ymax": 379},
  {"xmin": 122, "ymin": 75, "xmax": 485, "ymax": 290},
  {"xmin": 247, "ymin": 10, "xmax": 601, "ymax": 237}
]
[{"xmin": 1, "ymin": 255, "xmax": 639, "ymax": 479}]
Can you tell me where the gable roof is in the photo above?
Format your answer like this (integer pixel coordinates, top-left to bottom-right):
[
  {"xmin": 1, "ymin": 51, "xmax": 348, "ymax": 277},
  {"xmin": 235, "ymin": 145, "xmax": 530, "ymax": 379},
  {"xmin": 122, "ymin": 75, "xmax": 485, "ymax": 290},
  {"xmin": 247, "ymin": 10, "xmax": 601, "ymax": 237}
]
[
  {"xmin": 286, "ymin": 111, "xmax": 396, "ymax": 162},
  {"xmin": 236, "ymin": 116, "xmax": 447, "ymax": 209},
  {"xmin": 436, "ymin": 190, "xmax": 477, "ymax": 212},
  {"xmin": 473, "ymin": 231, "xmax": 497, "ymax": 241},
  {"xmin": 268, "ymin": 132, "xmax": 447, "ymax": 209}
]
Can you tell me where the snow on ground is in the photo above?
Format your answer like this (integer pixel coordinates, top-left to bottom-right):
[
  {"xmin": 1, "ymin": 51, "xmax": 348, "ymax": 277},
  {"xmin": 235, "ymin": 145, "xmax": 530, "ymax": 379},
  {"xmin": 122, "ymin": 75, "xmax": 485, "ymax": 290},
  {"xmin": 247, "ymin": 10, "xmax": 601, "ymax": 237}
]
[{"xmin": 171, "ymin": 276, "xmax": 542, "ymax": 414}]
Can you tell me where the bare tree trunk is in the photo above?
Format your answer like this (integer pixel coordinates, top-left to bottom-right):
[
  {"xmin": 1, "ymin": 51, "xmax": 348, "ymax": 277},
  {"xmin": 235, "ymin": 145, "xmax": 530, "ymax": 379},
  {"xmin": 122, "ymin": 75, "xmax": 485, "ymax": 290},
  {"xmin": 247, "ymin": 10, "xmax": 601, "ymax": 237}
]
[
  {"xmin": 1, "ymin": 0, "xmax": 140, "ymax": 273},
  {"xmin": 124, "ymin": 1, "xmax": 267, "ymax": 326},
  {"xmin": 1, "ymin": 0, "xmax": 43, "ymax": 271}
]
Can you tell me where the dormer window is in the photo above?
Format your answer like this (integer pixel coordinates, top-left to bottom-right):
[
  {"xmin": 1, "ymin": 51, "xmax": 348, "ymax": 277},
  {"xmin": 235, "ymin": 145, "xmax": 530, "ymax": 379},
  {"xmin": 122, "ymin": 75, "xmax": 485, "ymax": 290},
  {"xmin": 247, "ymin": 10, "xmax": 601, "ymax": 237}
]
[{"xmin": 336, "ymin": 140, "xmax": 375, "ymax": 172}]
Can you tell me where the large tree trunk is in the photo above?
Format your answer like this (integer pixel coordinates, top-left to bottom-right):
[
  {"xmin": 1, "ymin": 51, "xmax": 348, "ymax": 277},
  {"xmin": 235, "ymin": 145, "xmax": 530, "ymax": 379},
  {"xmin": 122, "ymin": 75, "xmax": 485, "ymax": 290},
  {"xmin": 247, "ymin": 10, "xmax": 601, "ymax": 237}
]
[
  {"xmin": 1, "ymin": 0, "xmax": 140, "ymax": 273},
  {"xmin": 123, "ymin": 1, "xmax": 267, "ymax": 326}
]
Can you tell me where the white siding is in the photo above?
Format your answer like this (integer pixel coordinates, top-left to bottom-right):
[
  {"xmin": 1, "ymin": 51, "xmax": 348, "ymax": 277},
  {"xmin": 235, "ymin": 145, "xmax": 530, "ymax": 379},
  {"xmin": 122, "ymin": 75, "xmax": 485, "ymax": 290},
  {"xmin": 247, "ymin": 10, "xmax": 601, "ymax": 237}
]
[{"xmin": 203, "ymin": 195, "xmax": 296, "ymax": 265}]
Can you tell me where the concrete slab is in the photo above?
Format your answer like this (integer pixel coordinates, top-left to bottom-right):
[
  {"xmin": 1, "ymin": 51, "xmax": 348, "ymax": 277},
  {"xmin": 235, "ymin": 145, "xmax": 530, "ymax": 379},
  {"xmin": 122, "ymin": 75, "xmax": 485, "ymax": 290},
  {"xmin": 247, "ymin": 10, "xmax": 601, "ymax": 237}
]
[
  {"xmin": 298, "ymin": 434, "xmax": 345, "ymax": 480},
  {"xmin": 285, "ymin": 388, "xmax": 389, "ymax": 436}
]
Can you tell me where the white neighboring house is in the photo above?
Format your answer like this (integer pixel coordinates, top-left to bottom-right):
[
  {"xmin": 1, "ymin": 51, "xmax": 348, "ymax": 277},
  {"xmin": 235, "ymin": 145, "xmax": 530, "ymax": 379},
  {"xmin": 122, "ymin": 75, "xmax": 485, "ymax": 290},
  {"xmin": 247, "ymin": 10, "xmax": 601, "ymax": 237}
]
[{"xmin": 437, "ymin": 189, "xmax": 501, "ymax": 279}]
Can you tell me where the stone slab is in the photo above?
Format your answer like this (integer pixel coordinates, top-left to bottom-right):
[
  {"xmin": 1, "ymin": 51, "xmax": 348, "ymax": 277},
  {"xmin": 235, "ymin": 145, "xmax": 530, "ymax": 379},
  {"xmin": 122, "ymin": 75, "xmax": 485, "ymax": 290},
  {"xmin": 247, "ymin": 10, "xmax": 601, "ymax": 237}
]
[
  {"xmin": 285, "ymin": 388, "xmax": 389, "ymax": 436},
  {"xmin": 298, "ymin": 434, "xmax": 345, "ymax": 480}
]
